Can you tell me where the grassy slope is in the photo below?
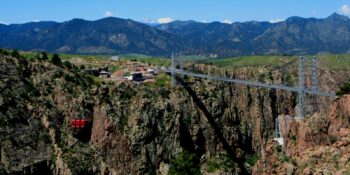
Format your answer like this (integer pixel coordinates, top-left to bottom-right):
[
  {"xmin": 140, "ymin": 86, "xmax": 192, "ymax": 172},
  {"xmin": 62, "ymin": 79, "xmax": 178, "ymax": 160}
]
[
  {"xmin": 206, "ymin": 54, "xmax": 350, "ymax": 70},
  {"xmin": 17, "ymin": 50, "xmax": 350, "ymax": 71},
  {"xmin": 121, "ymin": 57, "xmax": 171, "ymax": 67}
]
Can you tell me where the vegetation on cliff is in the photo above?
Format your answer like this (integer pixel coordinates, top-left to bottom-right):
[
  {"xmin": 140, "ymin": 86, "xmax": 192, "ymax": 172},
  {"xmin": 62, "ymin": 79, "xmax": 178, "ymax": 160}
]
[
  {"xmin": 337, "ymin": 82, "xmax": 350, "ymax": 96},
  {"xmin": 1, "ymin": 50, "xmax": 349, "ymax": 174}
]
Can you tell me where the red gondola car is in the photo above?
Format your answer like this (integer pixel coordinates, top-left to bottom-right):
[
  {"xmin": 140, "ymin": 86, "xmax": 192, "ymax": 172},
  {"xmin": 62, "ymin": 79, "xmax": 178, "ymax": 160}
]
[{"xmin": 67, "ymin": 115, "xmax": 87, "ymax": 128}]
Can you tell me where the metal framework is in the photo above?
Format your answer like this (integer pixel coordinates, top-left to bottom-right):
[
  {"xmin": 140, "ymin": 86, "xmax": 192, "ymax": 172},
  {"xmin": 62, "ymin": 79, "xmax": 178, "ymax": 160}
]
[
  {"xmin": 297, "ymin": 56, "xmax": 306, "ymax": 118},
  {"xmin": 275, "ymin": 117, "xmax": 280, "ymax": 138},
  {"xmin": 165, "ymin": 68, "xmax": 335, "ymax": 97},
  {"xmin": 166, "ymin": 55, "xmax": 334, "ymax": 120},
  {"xmin": 311, "ymin": 56, "xmax": 319, "ymax": 112}
]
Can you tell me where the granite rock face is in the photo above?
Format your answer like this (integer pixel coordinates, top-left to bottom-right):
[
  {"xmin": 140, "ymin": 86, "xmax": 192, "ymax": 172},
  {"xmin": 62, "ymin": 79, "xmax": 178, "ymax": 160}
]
[
  {"xmin": 0, "ymin": 54, "xmax": 347, "ymax": 174},
  {"xmin": 254, "ymin": 95, "xmax": 350, "ymax": 174}
]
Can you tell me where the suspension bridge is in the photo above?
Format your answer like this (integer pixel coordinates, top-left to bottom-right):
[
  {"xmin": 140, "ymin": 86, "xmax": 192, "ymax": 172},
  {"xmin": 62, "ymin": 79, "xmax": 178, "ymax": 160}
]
[{"xmin": 164, "ymin": 54, "xmax": 336, "ymax": 119}]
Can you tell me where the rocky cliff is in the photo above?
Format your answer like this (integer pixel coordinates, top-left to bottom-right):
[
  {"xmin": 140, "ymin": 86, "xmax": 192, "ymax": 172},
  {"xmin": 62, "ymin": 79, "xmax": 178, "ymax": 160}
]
[
  {"xmin": 253, "ymin": 95, "xmax": 350, "ymax": 174},
  {"xmin": 0, "ymin": 54, "xmax": 347, "ymax": 174}
]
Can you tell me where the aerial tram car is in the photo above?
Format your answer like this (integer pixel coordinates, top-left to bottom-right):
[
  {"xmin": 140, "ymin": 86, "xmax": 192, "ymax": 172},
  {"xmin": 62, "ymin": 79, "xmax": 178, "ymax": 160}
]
[{"xmin": 66, "ymin": 114, "xmax": 87, "ymax": 128}]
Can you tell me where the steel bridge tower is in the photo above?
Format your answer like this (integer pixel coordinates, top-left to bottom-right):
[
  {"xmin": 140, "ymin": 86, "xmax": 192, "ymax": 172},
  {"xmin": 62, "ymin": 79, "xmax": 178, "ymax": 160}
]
[{"xmin": 297, "ymin": 56, "xmax": 305, "ymax": 119}]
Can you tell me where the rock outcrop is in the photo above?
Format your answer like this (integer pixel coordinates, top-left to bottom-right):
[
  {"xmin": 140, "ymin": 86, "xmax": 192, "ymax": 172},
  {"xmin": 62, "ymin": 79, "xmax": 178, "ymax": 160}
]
[
  {"xmin": 254, "ymin": 95, "xmax": 350, "ymax": 174},
  {"xmin": 0, "ymin": 54, "xmax": 348, "ymax": 174}
]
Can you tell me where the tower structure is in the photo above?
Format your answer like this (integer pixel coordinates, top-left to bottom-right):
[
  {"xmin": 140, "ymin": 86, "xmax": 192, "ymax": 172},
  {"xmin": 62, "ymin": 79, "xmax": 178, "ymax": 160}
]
[{"xmin": 297, "ymin": 56, "xmax": 305, "ymax": 119}]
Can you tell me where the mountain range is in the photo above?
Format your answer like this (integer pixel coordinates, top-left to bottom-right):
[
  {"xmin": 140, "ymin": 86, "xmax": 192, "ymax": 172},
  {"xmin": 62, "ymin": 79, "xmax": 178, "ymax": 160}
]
[{"xmin": 1, "ymin": 13, "xmax": 350, "ymax": 57}]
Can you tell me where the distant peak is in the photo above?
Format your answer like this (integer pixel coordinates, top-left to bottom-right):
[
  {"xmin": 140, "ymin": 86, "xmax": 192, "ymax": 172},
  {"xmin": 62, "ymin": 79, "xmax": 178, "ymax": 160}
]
[
  {"xmin": 102, "ymin": 16, "xmax": 118, "ymax": 20},
  {"xmin": 66, "ymin": 18, "xmax": 89, "ymax": 24},
  {"xmin": 329, "ymin": 12, "xmax": 343, "ymax": 18},
  {"xmin": 97, "ymin": 16, "xmax": 124, "ymax": 22},
  {"xmin": 326, "ymin": 13, "xmax": 349, "ymax": 21},
  {"xmin": 286, "ymin": 16, "xmax": 305, "ymax": 23},
  {"xmin": 70, "ymin": 18, "xmax": 87, "ymax": 22}
]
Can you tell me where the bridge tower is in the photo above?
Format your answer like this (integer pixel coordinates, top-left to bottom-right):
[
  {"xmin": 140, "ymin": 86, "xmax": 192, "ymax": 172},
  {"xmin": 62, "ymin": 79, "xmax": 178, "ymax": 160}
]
[
  {"xmin": 311, "ymin": 56, "xmax": 319, "ymax": 112},
  {"xmin": 297, "ymin": 56, "xmax": 305, "ymax": 119},
  {"xmin": 171, "ymin": 52, "xmax": 176, "ymax": 87}
]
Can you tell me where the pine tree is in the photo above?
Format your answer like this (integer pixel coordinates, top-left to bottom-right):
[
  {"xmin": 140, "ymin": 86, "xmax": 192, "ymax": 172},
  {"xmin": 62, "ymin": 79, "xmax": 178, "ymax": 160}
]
[
  {"xmin": 51, "ymin": 54, "xmax": 62, "ymax": 66},
  {"xmin": 34, "ymin": 52, "xmax": 41, "ymax": 61},
  {"xmin": 11, "ymin": 49, "xmax": 20, "ymax": 58},
  {"xmin": 42, "ymin": 52, "xmax": 49, "ymax": 61}
]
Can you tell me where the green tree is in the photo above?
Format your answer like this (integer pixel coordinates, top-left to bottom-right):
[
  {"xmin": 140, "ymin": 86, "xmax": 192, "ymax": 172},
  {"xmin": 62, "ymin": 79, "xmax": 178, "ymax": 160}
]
[
  {"xmin": 337, "ymin": 82, "xmax": 350, "ymax": 96},
  {"xmin": 34, "ymin": 52, "xmax": 41, "ymax": 61},
  {"xmin": 1, "ymin": 50, "xmax": 9, "ymax": 55},
  {"xmin": 169, "ymin": 151, "xmax": 200, "ymax": 175},
  {"xmin": 42, "ymin": 52, "xmax": 49, "ymax": 61},
  {"xmin": 80, "ymin": 65, "xmax": 86, "ymax": 70},
  {"xmin": 51, "ymin": 54, "xmax": 62, "ymax": 66},
  {"xmin": 63, "ymin": 60, "xmax": 73, "ymax": 69},
  {"xmin": 11, "ymin": 49, "xmax": 20, "ymax": 58}
]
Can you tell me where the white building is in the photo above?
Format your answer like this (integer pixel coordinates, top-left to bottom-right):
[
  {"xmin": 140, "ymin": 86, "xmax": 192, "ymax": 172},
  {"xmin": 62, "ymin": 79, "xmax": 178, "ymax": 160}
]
[{"xmin": 111, "ymin": 56, "xmax": 119, "ymax": 61}]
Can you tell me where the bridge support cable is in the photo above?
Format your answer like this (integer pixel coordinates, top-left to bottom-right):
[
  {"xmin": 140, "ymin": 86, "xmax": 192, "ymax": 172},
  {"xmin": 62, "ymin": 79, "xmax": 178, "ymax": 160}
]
[
  {"xmin": 311, "ymin": 56, "xmax": 319, "ymax": 113},
  {"xmin": 165, "ymin": 68, "xmax": 335, "ymax": 97},
  {"xmin": 179, "ymin": 51, "xmax": 183, "ymax": 71}
]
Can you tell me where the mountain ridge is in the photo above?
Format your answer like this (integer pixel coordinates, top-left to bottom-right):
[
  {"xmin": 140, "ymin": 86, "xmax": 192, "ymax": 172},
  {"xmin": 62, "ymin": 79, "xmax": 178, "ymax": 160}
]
[{"xmin": 0, "ymin": 13, "xmax": 350, "ymax": 56}]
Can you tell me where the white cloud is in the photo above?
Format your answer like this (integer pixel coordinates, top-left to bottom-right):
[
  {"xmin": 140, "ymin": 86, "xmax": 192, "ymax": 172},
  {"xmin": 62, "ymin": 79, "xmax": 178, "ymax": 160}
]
[
  {"xmin": 222, "ymin": 19, "xmax": 232, "ymax": 24},
  {"xmin": 156, "ymin": 17, "xmax": 173, "ymax": 24},
  {"xmin": 104, "ymin": 11, "xmax": 114, "ymax": 17},
  {"xmin": 32, "ymin": 19, "xmax": 40, "ymax": 22},
  {"xmin": 311, "ymin": 10, "xmax": 317, "ymax": 14},
  {"xmin": 269, "ymin": 19, "xmax": 284, "ymax": 23},
  {"xmin": 340, "ymin": 4, "xmax": 350, "ymax": 16}
]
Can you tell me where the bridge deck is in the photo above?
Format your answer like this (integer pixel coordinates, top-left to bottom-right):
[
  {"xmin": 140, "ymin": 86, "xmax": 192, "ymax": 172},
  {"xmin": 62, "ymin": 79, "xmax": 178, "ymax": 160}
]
[{"xmin": 165, "ymin": 68, "xmax": 335, "ymax": 97}]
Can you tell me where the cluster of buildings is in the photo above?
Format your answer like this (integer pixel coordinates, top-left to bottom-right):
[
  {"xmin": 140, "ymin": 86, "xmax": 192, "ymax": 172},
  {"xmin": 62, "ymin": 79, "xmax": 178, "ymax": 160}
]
[
  {"xmin": 84, "ymin": 62, "xmax": 158, "ymax": 82},
  {"xmin": 84, "ymin": 65, "xmax": 111, "ymax": 78},
  {"xmin": 123, "ymin": 64, "xmax": 157, "ymax": 81}
]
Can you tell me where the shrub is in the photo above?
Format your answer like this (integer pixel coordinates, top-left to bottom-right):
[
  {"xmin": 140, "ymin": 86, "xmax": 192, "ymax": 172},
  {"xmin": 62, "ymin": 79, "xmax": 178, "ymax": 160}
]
[
  {"xmin": 155, "ymin": 73, "xmax": 170, "ymax": 87},
  {"xmin": 34, "ymin": 52, "xmax": 41, "ymax": 61},
  {"xmin": 64, "ymin": 74, "xmax": 76, "ymax": 83},
  {"xmin": 159, "ymin": 88, "xmax": 170, "ymax": 98},
  {"xmin": 73, "ymin": 64, "xmax": 80, "ymax": 73},
  {"xmin": 80, "ymin": 65, "xmax": 86, "ymax": 70},
  {"xmin": 86, "ymin": 75, "xmax": 101, "ymax": 86},
  {"xmin": 51, "ymin": 54, "xmax": 62, "ymax": 66},
  {"xmin": 11, "ymin": 49, "xmax": 20, "ymax": 58},
  {"xmin": 245, "ymin": 154, "xmax": 259, "ymax": 166},
  {"xmin": 63, "ymin": 60, "xmax": 73, "ymax": 69},
  {"xmin": 336, "ymin": 82, "xmax": 350, "ymax": 96},
  {"xmin": 169, "ymin": 151, "xmax": 200, "ymax": 175},
  {"xmin": 281, "ymin": 154, "xmax": 289, "ymax": 162},
  {"xmin": 219, "ymin": 153, "xmax": 235, "ymax": 172},
  {"xmin": 41, "ymin": 52, "xmax": 49, "ymax": 61},
  {"xmin": 1, "ymin": 50, "xmax": 9, "ymax": 55},
  {"xmin": 206, "ymin": 159, "xmax": 220, "ymax": 173},
  {"xmin": 53, "ymin": 70, "xmax": 64, "ymax": 79}
]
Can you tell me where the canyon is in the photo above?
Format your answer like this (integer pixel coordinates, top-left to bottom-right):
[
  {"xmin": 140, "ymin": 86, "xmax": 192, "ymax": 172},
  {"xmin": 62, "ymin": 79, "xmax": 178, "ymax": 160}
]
[{"xmin": 0, "ymin": 54, "xmax": 349, "ymax": 174}]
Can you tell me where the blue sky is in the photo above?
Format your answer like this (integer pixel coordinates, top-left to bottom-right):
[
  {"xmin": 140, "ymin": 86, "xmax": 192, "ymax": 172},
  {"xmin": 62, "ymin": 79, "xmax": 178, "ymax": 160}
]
[{"xmin": 1, "ymin": 0, "xmax": 350, "ymax": 24}]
